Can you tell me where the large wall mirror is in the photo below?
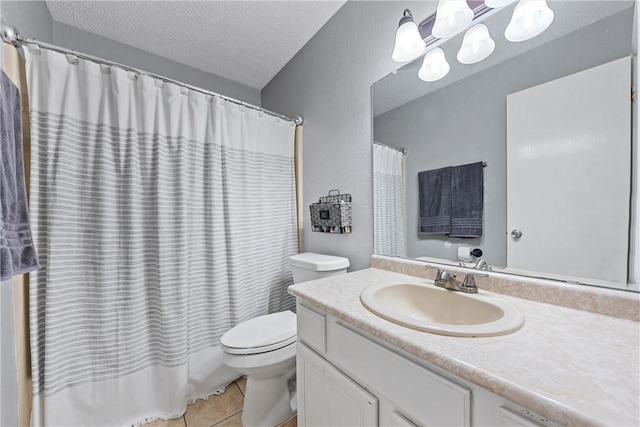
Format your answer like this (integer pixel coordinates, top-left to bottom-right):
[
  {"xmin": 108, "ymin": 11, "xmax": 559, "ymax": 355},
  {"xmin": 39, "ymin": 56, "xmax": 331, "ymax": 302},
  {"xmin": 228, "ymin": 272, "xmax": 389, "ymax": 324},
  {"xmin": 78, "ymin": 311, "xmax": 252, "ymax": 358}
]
[{"xmin": 372, "ymin": 0, "xmax": 638, "ymax": 292}]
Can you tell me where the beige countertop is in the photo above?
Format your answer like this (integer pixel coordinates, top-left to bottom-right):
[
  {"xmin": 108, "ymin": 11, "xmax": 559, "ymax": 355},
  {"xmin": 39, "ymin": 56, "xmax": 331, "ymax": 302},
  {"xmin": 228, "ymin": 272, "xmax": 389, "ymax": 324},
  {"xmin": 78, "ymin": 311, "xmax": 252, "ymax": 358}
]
[{"xmin": 288, "ymin": 268, "xmax": 640, "ymax": 427}]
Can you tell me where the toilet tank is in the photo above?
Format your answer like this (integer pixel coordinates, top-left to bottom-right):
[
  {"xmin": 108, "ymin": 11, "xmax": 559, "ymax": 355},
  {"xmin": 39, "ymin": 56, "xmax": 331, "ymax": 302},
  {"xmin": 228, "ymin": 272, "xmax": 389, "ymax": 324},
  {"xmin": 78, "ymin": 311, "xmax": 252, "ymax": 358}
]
[{"xmin": 289, "ymin": 252, "xmax": 350, "ymax": 284}]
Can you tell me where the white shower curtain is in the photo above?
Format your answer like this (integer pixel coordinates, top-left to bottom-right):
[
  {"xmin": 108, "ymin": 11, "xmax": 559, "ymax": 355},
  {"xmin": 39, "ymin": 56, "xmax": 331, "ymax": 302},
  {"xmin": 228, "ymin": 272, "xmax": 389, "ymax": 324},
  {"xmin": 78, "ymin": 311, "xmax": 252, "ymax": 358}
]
[
  {"xmin": 25, "ymin": 47, "xmax": 298, "ymax": 426},
  {"xmin": 373, "ymin": 143, "xmax": 406, "ymax": 258}
]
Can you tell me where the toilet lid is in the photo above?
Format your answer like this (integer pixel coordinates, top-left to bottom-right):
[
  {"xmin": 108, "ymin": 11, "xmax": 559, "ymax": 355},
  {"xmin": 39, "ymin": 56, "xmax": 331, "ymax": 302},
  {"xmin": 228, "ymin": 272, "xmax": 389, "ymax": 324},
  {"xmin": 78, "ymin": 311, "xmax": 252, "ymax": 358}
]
[
  {"xmin": 289, "ymin": 252, "xmax": 350, "ymax": 271},
  {"xmin": 221, "ymin": 311, "xmax": 297, "ymax": 355}
]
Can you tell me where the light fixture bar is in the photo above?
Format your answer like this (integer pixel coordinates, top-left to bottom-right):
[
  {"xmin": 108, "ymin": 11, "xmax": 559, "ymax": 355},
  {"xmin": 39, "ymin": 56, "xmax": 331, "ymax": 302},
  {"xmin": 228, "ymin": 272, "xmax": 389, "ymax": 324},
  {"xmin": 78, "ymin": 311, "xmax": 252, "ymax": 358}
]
[
  {"xmin": 394, "ymin": 1, "xmax": 504, "ymax": 70},
  {"xmin": 418, "ymin": 0, "xmax": 493, "ymax": 49}
]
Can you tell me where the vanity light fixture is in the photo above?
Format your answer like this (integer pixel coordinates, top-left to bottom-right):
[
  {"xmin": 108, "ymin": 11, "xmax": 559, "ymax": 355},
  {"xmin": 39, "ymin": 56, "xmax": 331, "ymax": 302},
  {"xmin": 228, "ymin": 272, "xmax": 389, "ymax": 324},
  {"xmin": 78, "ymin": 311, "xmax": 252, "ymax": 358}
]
[
  {"xmin": 432, "ymin": 0, "xmax": 474, "ymax": 39},
  {"xmin": 484, "ymin": 0, "xmax": 517, "ymax": 8},
  {"xmin": 397, "ymin": 0, "xmax": 555, "ymax": 83},
  {"xmin": 392, "ymin": 9, "xmax": 426, "ymax": 62},
  {"xmin": 418, "ymin": 47, "xmax": 450, "ymax": 82},
  {"xmin": 505, "ymin": 0, "xmax": 554, "ymax": 42},
  {"xmin": 457, "ymin": 23, "xmax": 495, "ymax": 64}
]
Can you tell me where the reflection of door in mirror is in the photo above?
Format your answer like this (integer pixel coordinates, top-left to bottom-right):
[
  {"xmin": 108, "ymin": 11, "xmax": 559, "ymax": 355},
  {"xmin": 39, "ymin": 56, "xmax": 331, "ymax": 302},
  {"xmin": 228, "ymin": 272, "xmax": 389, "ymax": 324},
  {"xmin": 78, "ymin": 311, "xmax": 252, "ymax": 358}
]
[{"xmin": 507, "ymin": 57, "xmax": 631, "ymax": 287}]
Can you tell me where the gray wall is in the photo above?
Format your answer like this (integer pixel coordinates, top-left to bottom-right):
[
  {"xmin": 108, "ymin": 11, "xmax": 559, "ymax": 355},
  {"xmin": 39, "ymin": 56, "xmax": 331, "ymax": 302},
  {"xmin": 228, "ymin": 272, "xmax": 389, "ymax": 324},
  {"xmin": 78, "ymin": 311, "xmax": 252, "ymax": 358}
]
[
  {"xmin": 1, "ymin": 1, "xmax": 260, "ymax": 105},
  {"xmin": 262, "ymin": 1, "xmax": 433, "ymax": 271},
  {"xmin": 374, "ymin": 9, "xmax": 633, "ymax": 267}
]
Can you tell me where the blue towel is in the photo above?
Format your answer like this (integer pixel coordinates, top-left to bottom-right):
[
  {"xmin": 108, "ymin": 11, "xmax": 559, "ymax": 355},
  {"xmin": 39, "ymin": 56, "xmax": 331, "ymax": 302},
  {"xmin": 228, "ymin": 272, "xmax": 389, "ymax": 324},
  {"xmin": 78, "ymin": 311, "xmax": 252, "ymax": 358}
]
[
  {"xmin": 450, "ymin": 162, "xmax": 483, "ymax": 238},
  {"xmin": 418, "ymin": 166, "xmax": 452, "ymax": 234},
  {"xmin": 0, "ymin": 70, "xmax": 39, "ymax": 281}
]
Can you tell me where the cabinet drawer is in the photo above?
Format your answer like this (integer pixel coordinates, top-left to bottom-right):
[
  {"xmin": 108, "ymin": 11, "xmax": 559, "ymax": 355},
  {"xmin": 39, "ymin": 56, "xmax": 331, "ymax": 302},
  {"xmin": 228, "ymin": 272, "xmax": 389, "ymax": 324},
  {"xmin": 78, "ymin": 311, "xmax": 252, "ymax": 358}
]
[
  {"xmin": 297, "ymin": 303, "xmax": 326, "ymax": 354},
  {"xmin": 328, "ymin": 321, "xmax": 471, "ymax": 427}
]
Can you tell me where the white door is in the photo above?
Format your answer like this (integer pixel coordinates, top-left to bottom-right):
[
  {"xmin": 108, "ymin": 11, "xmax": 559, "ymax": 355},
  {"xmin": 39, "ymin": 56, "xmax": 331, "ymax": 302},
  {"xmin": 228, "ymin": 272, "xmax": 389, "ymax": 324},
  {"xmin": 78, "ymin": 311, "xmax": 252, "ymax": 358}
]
[
  {"xmin": 297, "ymin": 343, "xmax": 378, "ymax": 427},
  {"xmin": 507, "ymin": 57, "xmax": 631, "ymax": 285}
]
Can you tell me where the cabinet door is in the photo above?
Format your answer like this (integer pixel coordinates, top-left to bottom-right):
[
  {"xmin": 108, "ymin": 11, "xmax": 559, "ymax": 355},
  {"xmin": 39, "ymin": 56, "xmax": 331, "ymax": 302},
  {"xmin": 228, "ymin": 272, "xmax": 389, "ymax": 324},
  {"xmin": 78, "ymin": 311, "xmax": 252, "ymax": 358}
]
[{"xmin": 297, "ymin": 343, "xmax": 378, "ymax": 426}]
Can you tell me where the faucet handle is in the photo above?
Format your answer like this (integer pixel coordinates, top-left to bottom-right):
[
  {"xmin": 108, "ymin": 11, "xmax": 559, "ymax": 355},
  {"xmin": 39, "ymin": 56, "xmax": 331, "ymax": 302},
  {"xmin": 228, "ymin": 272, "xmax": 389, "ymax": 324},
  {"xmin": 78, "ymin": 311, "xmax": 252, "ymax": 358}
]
[
  {"xmin": 425, "ymin": 264, "xmax": 444, "ymax": 280},
  {"xmin": 461, "ymin": 272, "xmax": 488, "ymax": 291},
  {"xmin": 426, "ymin": 265, "xmax": 456, "ymax": 283}
]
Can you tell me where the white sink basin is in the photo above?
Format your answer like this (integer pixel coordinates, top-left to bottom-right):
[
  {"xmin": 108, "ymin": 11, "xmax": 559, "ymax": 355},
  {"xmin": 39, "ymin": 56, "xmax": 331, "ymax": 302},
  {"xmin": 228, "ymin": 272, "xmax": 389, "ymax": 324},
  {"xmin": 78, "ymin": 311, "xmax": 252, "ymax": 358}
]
[{"xmin": 360, "ymin": 282, "xmax": 525, "ymax": 337}]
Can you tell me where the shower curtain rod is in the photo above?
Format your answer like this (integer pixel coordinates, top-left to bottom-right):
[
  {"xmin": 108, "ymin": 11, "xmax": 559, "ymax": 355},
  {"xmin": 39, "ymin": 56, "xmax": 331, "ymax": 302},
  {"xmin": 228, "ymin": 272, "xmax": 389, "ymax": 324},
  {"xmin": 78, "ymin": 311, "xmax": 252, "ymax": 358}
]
[
  {"xmin": 373, "ymin": 140, "xmax": 407, "ymax": 155},
  {"xmin": 1, "ymin": 23, "xmax": 304, "ymax": 125}
]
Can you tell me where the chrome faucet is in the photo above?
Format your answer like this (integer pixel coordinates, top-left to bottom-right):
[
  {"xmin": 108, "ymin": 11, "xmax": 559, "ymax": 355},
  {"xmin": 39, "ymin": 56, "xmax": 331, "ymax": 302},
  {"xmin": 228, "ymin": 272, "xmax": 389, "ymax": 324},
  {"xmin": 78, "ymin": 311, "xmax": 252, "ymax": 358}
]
[
  {"xmin": 474, "ymin": 258, "xmax": 490, "ymax": 270},
  {"xmin": 425, "ymin": 265, "xmax": 487, "ymax": 294}
]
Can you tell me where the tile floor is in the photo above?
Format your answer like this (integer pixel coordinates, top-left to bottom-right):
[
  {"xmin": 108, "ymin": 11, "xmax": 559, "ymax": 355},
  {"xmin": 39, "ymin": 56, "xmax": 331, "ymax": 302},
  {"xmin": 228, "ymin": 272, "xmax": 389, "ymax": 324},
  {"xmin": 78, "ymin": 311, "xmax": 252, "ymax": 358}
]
[{"xmin": 144, "ymin": 377, "xmax": 297, "ymax": 427}]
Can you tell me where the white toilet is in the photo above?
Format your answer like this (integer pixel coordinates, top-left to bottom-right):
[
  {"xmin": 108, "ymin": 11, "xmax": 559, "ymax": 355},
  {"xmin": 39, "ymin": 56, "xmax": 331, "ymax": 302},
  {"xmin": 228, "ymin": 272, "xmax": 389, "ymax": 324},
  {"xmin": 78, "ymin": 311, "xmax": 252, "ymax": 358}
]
[{"xmin": 220, "ymin": 252, "xmax": 349, "ymax": 427}]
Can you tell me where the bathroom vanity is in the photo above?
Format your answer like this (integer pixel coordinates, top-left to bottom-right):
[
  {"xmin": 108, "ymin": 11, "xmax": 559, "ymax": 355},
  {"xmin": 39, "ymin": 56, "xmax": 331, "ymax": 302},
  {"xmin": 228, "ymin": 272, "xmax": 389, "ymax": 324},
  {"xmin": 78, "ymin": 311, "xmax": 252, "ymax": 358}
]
[{"xmin": 288, "ymin": 257, "xmax": 640, "ymax": 427}]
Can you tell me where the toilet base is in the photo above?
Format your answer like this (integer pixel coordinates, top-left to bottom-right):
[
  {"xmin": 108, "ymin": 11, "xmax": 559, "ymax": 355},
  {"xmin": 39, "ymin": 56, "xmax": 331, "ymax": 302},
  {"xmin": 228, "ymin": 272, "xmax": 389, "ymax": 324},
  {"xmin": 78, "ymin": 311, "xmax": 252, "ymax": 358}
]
[{"xmin": 242, "ymin": 367, "xmax": 296, "ymax": 427}]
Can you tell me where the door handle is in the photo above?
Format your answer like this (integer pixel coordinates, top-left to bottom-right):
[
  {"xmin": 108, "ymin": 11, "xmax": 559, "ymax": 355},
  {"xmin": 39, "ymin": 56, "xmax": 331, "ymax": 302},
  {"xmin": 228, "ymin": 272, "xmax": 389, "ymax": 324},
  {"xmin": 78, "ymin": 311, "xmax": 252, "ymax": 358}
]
[{"xmin": 511, "ymin": 229, "xmax": 523, "ymax": 239}]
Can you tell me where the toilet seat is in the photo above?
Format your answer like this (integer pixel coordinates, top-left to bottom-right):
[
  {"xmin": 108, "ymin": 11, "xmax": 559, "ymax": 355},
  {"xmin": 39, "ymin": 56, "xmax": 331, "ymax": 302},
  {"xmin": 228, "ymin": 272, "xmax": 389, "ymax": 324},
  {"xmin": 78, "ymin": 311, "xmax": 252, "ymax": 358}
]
[{"xmin": 221, "ymin": 310, "xmax": 297, "ymax": 355}]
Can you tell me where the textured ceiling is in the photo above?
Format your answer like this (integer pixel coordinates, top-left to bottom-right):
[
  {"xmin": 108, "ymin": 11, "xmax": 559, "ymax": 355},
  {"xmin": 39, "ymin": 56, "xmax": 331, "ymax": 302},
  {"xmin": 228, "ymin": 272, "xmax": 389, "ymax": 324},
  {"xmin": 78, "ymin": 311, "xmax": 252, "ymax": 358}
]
[{"xmin": 45, "ymin": 0, "xmax": 346, "ymax": 89}]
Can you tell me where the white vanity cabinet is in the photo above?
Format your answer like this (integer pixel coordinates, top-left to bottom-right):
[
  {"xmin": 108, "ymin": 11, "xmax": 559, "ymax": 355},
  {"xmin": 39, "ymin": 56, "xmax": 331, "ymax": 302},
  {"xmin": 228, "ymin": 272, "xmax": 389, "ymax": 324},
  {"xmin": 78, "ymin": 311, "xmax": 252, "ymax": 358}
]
[{"xmin": 296, "ymin": 302, "xmax": 554, "ymax": 427}]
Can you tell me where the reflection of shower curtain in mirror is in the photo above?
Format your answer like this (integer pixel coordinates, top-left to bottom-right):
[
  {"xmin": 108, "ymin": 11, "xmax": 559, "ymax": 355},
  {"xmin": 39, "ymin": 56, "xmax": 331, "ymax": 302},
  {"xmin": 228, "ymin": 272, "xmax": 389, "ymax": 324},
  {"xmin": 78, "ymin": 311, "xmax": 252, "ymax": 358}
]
[
  {"xmin": 25, "ymin": 47, "xmax": 298, "ymax": 426},
  {"xmin": 373, "ymin": 143, "xmax": 406, "ymax": 258}
]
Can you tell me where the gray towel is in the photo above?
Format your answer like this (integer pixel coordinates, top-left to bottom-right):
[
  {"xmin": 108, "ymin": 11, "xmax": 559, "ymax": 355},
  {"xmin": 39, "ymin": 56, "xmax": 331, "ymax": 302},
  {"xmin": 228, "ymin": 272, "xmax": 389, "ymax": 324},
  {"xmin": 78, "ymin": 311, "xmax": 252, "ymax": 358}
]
[
  {"xmin": 1, "ymin": 70, "xmax": 39, "ymax": 281},
  {"xmin": 418, "ymin": 166, "xmax": 452, "ymax": 234},
  {"xmin": 450, "ymin": 162, "xmax": 483, "ymax": 238}
]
